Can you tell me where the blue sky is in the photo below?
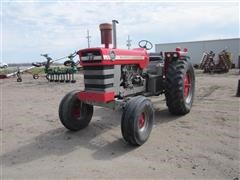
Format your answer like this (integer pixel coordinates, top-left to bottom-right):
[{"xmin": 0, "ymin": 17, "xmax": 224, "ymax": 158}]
[{"xmin": 1, "ymin": 1, "xmax": 239, "ymax": 63}]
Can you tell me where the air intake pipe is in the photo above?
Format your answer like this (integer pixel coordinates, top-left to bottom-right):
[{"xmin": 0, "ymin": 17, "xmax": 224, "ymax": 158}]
[{"xmin": 99, "ymin": 20, "xmax": 118, "ymax": 49}]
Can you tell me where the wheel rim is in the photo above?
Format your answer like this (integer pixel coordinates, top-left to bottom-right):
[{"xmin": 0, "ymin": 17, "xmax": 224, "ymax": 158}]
[
  {"xmin": 138, "ymin": 112, "xmax": 148, "ymax": 131},
  {"xmin": 184, "ymin": 72, "xmax": 192, "ymax": 103},
  {"xmin": 184, "ymin": 73, "xmax": 191, "ymax": 97},
  {"xmin": 71, "ymin": 102, "xmax": 81, "ymax": 119},
  {"xmin": 138, "ymin": 113, "xmax": 145, "ymax": 129}
]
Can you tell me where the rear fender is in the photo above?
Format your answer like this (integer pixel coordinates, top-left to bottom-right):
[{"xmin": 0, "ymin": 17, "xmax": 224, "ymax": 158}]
[{"xmin": 164, "ymin": 52, "xmax": 190, "ymax": 75}]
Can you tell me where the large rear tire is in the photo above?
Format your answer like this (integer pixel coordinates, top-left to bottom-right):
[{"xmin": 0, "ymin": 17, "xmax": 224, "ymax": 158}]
[
  {"xmin": 121, "ymin": 96, "xmax": 154, "ymax": 146},
  {"xmin": 165, "ymin": 60, "xmax": 195, "ymax": 115},
  {"xmin": 59, "ymin": 90, "xmax": 93, "ymax": 131}
]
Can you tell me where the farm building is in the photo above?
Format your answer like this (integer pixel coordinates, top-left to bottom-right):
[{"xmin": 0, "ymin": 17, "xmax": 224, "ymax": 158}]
[{"xmin": 155, "ymin": 38, "xmax": 240, "ymax": 67}]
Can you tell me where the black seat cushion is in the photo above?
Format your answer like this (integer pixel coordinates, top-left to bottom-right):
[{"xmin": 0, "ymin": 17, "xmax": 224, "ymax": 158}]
[{"xmin": 149, "ymin": 52, "xmax": 163, "ymax": 61}]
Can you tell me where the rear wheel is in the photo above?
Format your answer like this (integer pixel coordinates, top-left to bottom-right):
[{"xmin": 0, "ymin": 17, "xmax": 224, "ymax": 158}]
[
  {"xmin": 121, "ymin": 96, "xmax": 154, "ymax": 146},
  {"xmin": 33, "ymin": 74, "xmax": 39, "ymax": 79},
  {"xmin": 17, "ymin": 77, "xmax": 22, "ymax": 82},
  {"xmin": 165, "ymin": 60, "xmax": 195, "ymax": 115},
  {"xmin": 59, "ymin": 90, "xmax": 93, "ymax": 131}
]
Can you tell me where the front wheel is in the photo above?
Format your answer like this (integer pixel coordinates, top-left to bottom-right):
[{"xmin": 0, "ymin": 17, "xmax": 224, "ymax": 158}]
[
  {"xmin": 165, "ymin": 60, "xmax": 195, "ymax": 115},
  {"xmin": 121, "ymin": 96, "xmax": 154, "ymax": 146},
  {"xmin": 59, "ymin": 90, "xmax": 93, "ymax": 131}
]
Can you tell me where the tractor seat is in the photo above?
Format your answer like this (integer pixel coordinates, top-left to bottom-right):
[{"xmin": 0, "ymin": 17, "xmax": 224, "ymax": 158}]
[{"xmin": 149, "ymin": 52, "xmax": 163, "ymax": 61}]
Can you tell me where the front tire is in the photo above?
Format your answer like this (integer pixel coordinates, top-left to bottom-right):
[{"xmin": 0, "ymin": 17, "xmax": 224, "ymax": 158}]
[
  {"xmin": 59, "ymin": 90, "xmax": 93, "ymax": 131},
  {"xmin": 165, "ymin": 60, "xmax": 195, "ymax": 115},
  {"xmin": 121, "ymin": 96, "xmax": 154, "ymax": 146}
]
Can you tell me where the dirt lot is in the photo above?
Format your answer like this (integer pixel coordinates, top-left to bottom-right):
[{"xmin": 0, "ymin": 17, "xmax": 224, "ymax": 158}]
[{"xmin": 0, "ymin": 70, "xmax": 239, "ymax": 179}]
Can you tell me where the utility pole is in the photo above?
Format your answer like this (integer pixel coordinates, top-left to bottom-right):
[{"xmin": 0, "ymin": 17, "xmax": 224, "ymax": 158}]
[
  {"xmin": 126, "ymin": 35, "xmax": 132, "ymax": 50},
  {"xmin": 86, "ymin": 30, "xmax": 91, "ymax": 48}
]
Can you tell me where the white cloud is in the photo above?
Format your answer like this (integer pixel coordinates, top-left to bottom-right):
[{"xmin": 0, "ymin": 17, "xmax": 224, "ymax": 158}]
[{"xmin": 1, "ymin": 1, "xmax": 239, "ymax": 62}]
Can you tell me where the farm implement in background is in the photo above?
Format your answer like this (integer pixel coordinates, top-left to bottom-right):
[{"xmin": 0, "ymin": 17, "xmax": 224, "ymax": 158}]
[
  {"xmin": 200, "ymin": 50, "xmax": 232, "ymax": 73},
  {"xmin": 0, "ymin": 51, "xmax": 80, "ymax": 83},
  {"xmin": 29, "ymin": 52, "xmax": 79, "ymax": 83}
]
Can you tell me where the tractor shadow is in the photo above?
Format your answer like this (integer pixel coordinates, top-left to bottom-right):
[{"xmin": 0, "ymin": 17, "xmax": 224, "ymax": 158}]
[
  {"xmin": 91, "ymin": 106, "xmax": 180, "ymax": 161},
  {"xmin": 1, "ymin": 103, "xmax": 180, "ymax": 166}
]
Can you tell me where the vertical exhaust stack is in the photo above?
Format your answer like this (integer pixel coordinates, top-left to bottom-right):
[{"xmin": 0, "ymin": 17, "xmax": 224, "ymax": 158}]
[
  {"xmin": 99, "ymin": 23, "xmax": 112, "ymax": 48},
  {"xmin": 112, "ymin": 20, "xmax": 119, "ymax": 49}
]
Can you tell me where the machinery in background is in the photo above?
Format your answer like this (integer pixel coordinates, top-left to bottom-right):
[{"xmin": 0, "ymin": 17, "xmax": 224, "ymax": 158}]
[
  {"xmin": 16, "ymin": 51, "xmax": 79, "ymax": 83},
  {"xmin": 0, "ymin": 62, "xmax": 8, "ymax": 68},
  {"xmin": 200, "ymin": 50, "xmax": 232, "ymax": 73}
]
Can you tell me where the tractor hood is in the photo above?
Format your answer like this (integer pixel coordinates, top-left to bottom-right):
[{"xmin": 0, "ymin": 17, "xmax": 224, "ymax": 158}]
[{"xmin": 77, "ymin": 47, "xmax": 149, "ymax": 69}]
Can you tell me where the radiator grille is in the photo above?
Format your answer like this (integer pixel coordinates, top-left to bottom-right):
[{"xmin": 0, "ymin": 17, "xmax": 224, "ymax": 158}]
[{"xmin": 83, "ymin": 65, "xmax": 115, "ymax": 92}]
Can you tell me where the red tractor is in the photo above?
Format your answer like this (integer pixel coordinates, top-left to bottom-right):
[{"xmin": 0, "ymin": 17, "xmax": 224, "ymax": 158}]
[{"xmin": 59, "ymin": 20, "xmax": 195, "ymax": 146}]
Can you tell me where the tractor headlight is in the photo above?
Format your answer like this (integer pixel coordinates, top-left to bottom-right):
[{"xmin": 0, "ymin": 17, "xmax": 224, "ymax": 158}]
[{"xmin": 166, "ymin": 53, "xmax": 171, "ymax": 58}]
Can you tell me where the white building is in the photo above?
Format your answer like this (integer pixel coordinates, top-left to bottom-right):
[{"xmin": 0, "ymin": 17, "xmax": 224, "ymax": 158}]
[{"xmin": 155, "ymin": 38, "xmax": 240, "ymax": 67}]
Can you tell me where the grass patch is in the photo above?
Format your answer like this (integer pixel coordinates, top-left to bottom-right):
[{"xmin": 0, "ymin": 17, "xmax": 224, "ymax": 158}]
[
  {"xmin": 0, "ymin": 68, "xmax": 18, "ymax": 75},
  {"xmin": 29, "ymin": 67, "xmax": 45, "ymax": 74}
]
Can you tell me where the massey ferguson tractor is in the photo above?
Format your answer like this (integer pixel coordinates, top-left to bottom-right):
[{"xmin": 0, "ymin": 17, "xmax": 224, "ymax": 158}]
[{"xmin": 59, "ymin": 20, "xmax": 195, "ymax": 146}]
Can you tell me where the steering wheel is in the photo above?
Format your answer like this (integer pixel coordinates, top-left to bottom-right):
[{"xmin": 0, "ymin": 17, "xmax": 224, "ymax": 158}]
[{"xmin": 138, "ymin": 40, "xmax": 153, "ymax": 50}]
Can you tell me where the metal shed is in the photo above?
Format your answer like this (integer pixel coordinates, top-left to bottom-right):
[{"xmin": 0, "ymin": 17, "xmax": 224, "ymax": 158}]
[{"xmin": 155, "ymin": 38, "xmax": 240, "ymax": 67}]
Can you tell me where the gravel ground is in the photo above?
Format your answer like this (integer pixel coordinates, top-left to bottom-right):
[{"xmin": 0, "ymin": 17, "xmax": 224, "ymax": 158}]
[{"xmin": 0, "ymin": 70, "xmax": 239, "ymax": 179}]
